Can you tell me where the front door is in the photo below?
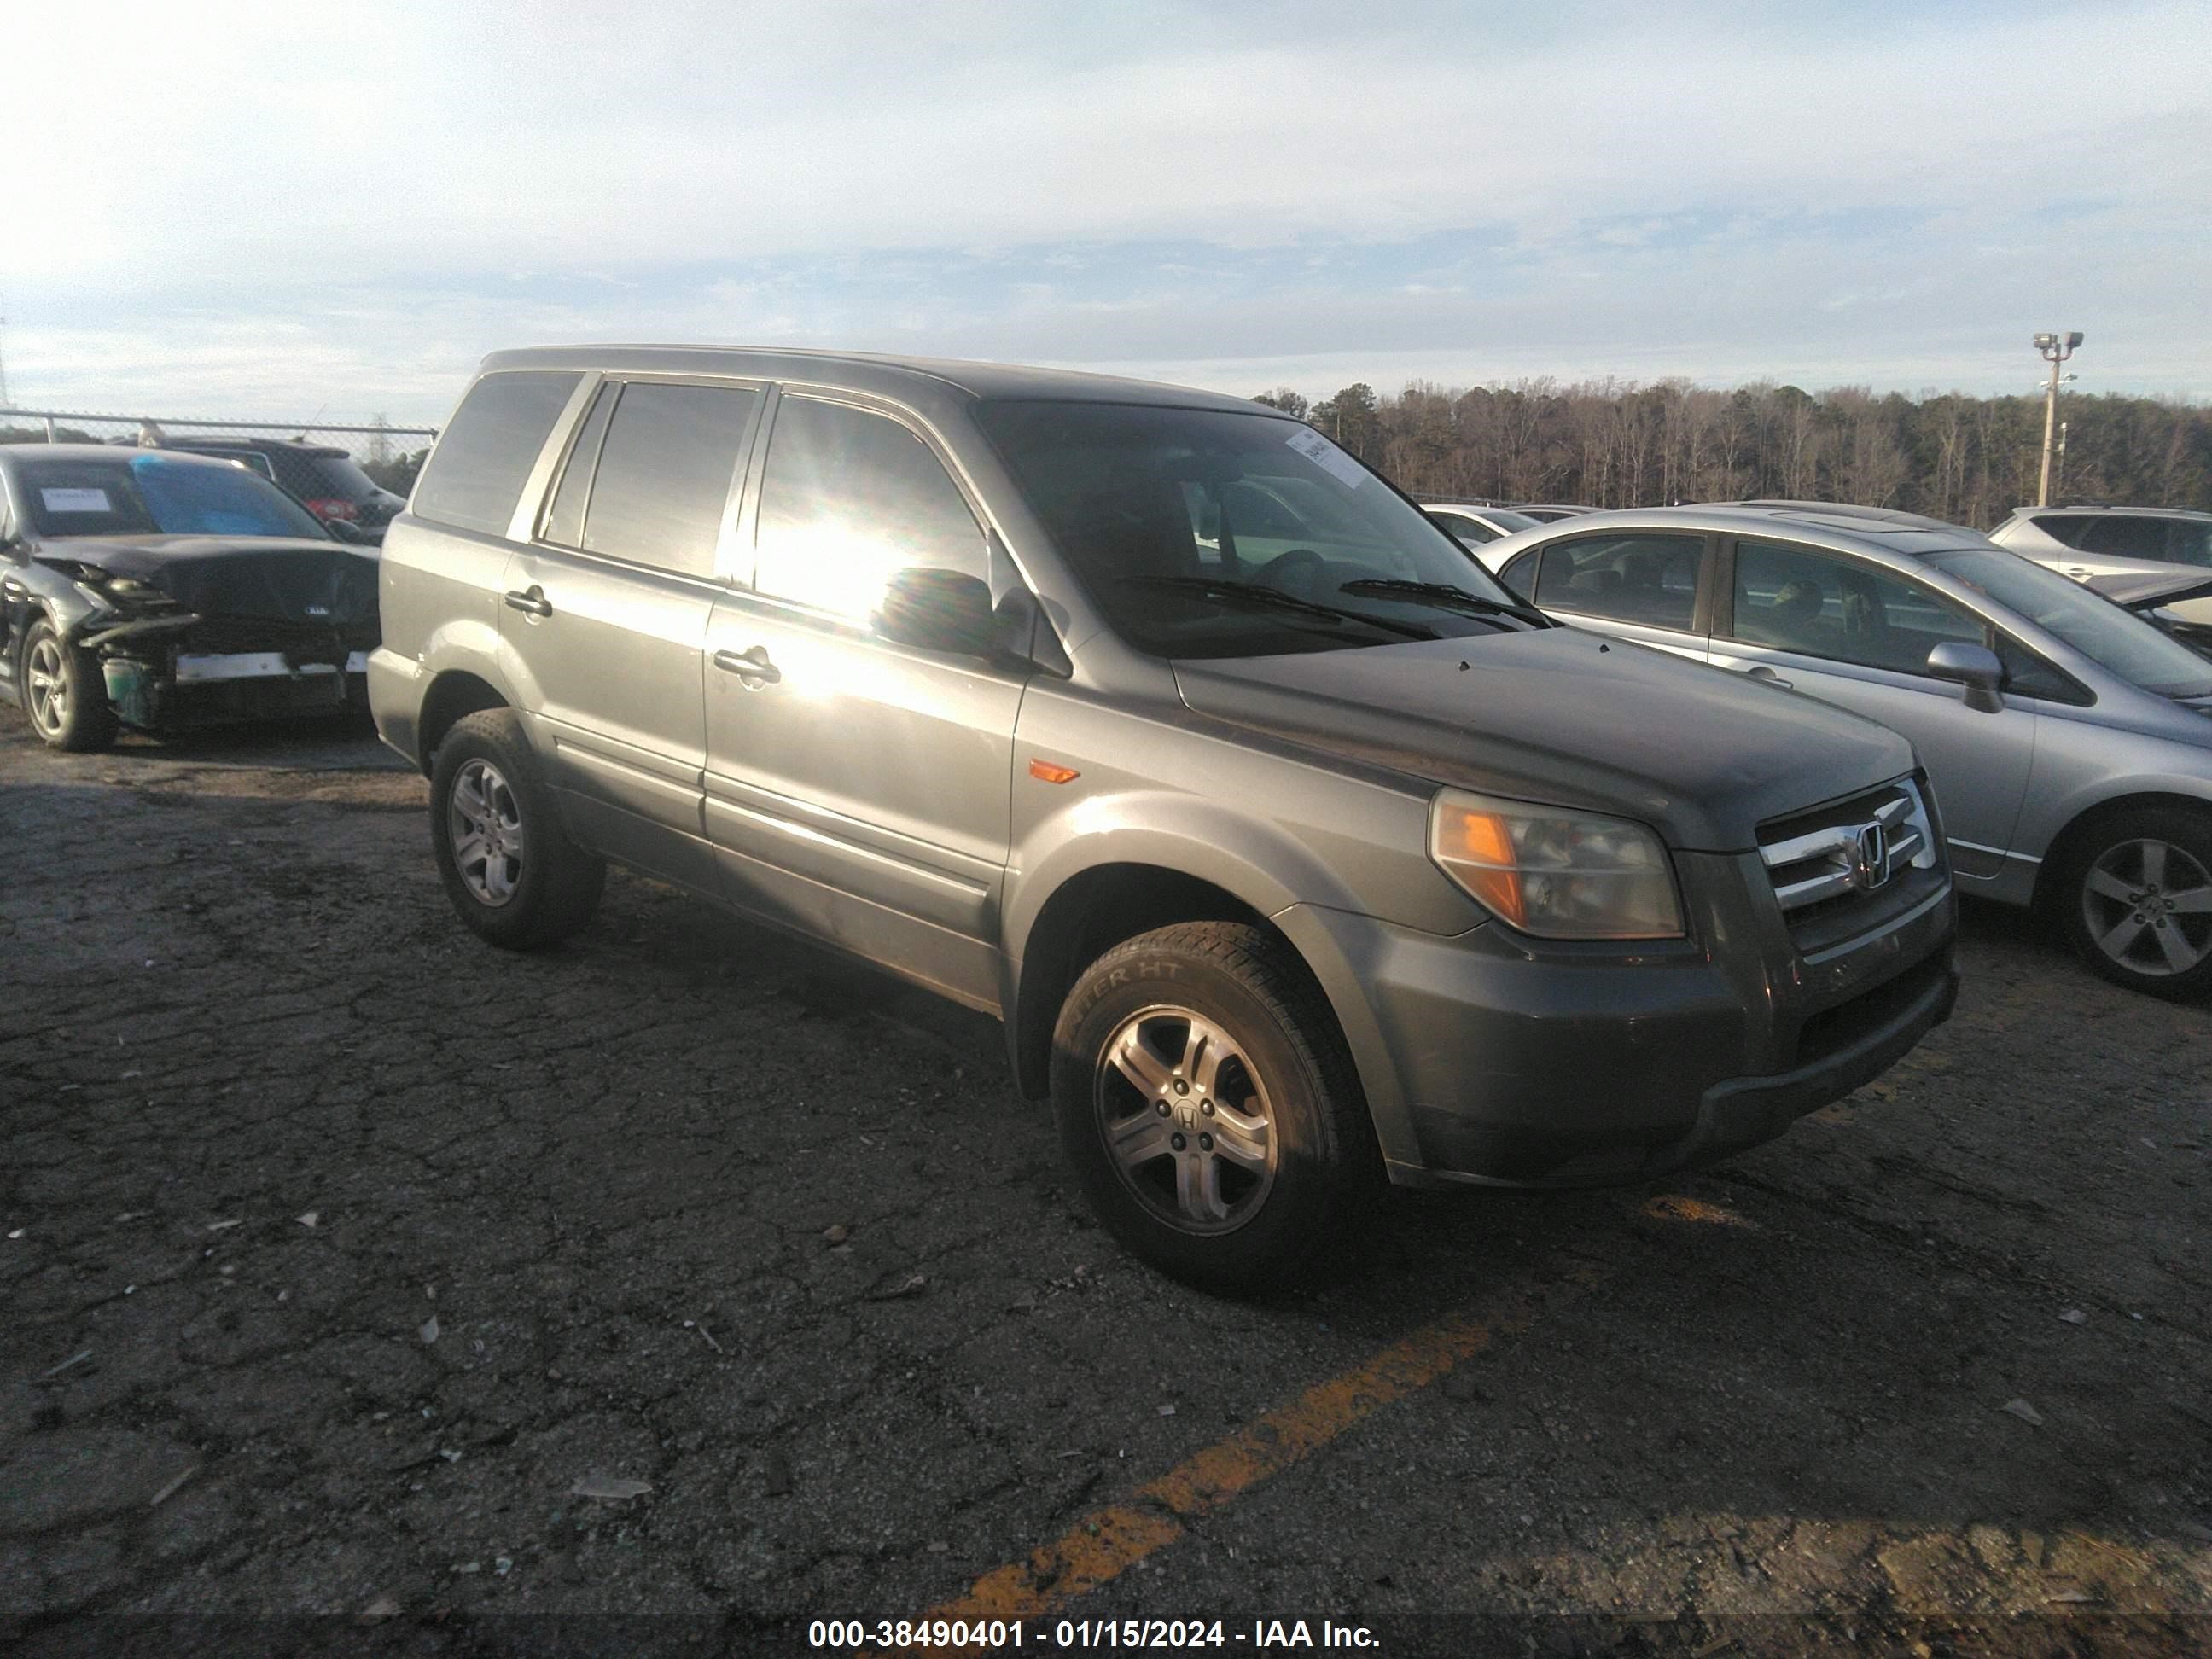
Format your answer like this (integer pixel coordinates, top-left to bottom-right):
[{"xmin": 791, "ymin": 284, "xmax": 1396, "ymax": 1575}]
[
  {"xmin": 1710, "ymin": 537, "xmax": 2039, "ymax": 883},
  {"xmin": 501, "ymin": 376, "xmax": 763, "ymax": 891},
  {"xmin": 701, "ymin": 391, "xmax": 1024, "ymax": 1010}
]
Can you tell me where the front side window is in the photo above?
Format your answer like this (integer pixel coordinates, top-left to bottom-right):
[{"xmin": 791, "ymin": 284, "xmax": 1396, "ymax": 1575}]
[
  {"xmin": 582, "ymin": 382, "xmax": 758, "ymax": 577},
  {"xmin": 753, "ymin": 397, "xmax": 985, "ymax": 618},
  {"xmin": 975, "ymin": 399, "xmax": 1525, "ymax": 660},
  {"xmin": 413, "ymin": 370, "xmax": 582, "ymax": 536},
  {"xmin": 1731, "ymin": 540, "xmax": 1982, "ymax": 675},
  {"xmin": 17, "ymin": 455, "xmax": 330, "ymax": 541},
  {"xmin": 1534, "ymin": 533, "xmax": 1704, "ymax": 632},
  {"xmin": 1929, "ymin": 546, "xmax": 2212, "ymax": 699},
  {"xmin": 2081, "ymin": 515, "xmax": 2173, "ymax": 561}
]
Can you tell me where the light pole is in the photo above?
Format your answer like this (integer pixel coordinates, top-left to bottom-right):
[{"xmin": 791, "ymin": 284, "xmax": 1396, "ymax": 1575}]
[{"xmin": 2034, "ymin": 330, "xmax": 2082, "ymax": 506}]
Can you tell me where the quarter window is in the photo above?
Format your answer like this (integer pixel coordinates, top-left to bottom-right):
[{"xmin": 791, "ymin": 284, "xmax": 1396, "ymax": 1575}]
[
  {"xmin": 1430, "ymin": 512, "xmax": 1496, "ymax": 545},
  {"xmin": 581, "ymin": 382, "xmax": 759, "ymax": 577},
  {"xmin": 1731, "ymin": 541, "xmax": 1982, "ymax": 676},
  {"xmin": 2030, "ymin": 513, "xmax": 2098, "ymax": 549},
  {"xmin": 413, "ymin": 370, "xmax": 582, "ymax": 536},
  {"xmin": 753, "ymin": 397, "xmax": 985, "ymax": 618},
  {"xmin": 1533, "ymin": 534, "xmax": 1704, "ymax": 632}
]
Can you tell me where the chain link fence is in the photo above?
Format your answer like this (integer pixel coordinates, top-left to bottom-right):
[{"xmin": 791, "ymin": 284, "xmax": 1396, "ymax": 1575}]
[{"xmin": 0, "ymin": 407, "xmax": 439, "ymax": 495}]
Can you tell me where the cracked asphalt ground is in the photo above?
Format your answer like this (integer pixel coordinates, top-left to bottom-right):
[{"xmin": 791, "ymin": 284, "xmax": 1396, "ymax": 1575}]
[{"xmin": 2, "ymin": 707, "xmax": 2209, "ymax": 1657}]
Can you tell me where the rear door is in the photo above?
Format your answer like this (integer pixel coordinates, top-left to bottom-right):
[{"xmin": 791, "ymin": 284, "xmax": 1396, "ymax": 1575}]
[
  {"xmin": 502, "ymin": 375, "xmax": 764, "ymax": 892},
  {"xmin": 1517, "ymin": 530, "xmax": 1714, "ymax": 661},
  {"xmin": 1709, "ymin": 537, "xmax": 2038, "ymax": 882},
  {"xmin": 701, "ymin": 390, "xmax": 1023, "ymax": 1010}
]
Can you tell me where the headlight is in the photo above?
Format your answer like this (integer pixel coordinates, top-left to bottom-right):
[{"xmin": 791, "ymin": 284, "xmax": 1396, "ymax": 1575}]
[{"xmin": 1429, "ymin": 788, "xmax": 1684, "ymax": 940}]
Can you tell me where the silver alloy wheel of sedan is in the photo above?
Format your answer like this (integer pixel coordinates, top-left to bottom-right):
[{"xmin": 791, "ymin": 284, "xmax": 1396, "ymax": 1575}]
[
  {"xmin": 447, "ymin": 758, "xmax": 527, "ymax": 908},
  {"xmin": 2080, "ymin": 837, "xmax": 2212, "ymax": 978},
  {"xmin": 1097, "ymin": 1006, "xmax": 1277, "ymax": 1235},
  {"xmin": 25, "ymin": 634, "xmax": 67, "ymax": 740}
]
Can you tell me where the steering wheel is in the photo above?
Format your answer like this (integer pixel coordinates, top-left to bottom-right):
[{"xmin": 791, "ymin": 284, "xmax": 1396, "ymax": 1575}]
[{"xmin": 1254, "ymin": 548, "xmax": 1328, "ymax": 600}]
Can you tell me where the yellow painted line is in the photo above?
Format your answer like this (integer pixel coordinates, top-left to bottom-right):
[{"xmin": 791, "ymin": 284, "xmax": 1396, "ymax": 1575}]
[{"xmin": 921, "ymin": 1260, "xmax": 1609, "ymax": 1631}]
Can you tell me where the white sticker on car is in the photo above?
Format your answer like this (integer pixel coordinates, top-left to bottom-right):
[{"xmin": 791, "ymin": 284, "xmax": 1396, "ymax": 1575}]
[
  {"xmin": 41, "ymin": 487, "xmax": 113, "ymax": 513},
  {"xmin": 1284, "ymin": 425, "xmax": 1367, "ymax": 489}
]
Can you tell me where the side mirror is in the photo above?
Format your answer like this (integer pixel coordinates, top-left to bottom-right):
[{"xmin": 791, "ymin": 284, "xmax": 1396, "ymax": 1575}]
[
  {"xmin": 875, "ymin": 567, "xmax": 997, "ymax": 657},
  {"xmin": 1926, "ymin": 640, "xmax": 2005, "ymax": 713}
]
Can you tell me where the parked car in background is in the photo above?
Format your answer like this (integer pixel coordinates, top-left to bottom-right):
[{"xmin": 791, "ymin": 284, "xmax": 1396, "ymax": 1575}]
[
  {"xmin": 1476, "ymin": 504, "xmax": 2212, "ymax": 998},
  {"xmin": 0, "ymin": 446, "xmax": 379, "ymax": 750},
  {"xmin": 1421, "ymin": 502, "xmax": 1543, "ymax": 547},
  {"xmin": 1509, "ymin": 504, "xmax": 1595, "ymax": 522},
  {"xmin": 371, "ymin": 346, "xmax": 1958, "ymax": 1291},
  {"xmin": 152, "ymin": 435, "xmax": 407, "ymax": 541},
  {"xmin": 1990, "ymin": 503, "xmax": 2212, "ymax": 651}
]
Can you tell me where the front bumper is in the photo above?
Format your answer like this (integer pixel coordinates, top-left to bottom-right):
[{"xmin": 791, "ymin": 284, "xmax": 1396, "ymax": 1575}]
[{"xmin": 1282, "ymin": 847, "xmax": 1959, "ymax": 1190}]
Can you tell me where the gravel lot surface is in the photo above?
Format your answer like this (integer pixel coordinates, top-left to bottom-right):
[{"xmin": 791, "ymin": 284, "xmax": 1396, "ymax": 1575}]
[{"xmin": 1, "ymin": 708, "xmax": 2207, "ymax": 1656}]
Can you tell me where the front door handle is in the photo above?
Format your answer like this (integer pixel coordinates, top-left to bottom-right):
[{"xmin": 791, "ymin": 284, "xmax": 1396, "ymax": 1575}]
[
  {"xmin": 503, "ymin": 587, "xmax": 553, "ymax": 619},
  {"xmin": 1742, "ymin": 664, "xmax": 1793, "ymax": 690},
  {"xmin": 2063, "ymin": 567, "xmax": 2093, "ymax": 581},
  {"xmin": 713, "ymin": 645, "xmax": 782, "ymax": 686}
]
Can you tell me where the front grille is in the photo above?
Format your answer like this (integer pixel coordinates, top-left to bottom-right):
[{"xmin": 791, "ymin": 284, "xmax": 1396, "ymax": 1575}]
[{"xmin": 1758, "ymin": 778, "xmax": 1941, "ymax": 942}]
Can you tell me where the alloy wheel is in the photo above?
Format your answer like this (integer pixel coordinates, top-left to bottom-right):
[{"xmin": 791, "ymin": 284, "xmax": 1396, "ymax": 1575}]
[
  {"xmin": 1096, "ymin": 1006, "xmax": 1278, "ymax": 1235},
  {"xmin": 2080, "ymin": 837, "xmax": 2212, "ymax": 978},
  {"xmin": 448, "ymin": 759, "xmax": 527, "ymax": 907},
  {"xmin": 26, "ymin": 637, "xmax": 67, "ymax": 738}
]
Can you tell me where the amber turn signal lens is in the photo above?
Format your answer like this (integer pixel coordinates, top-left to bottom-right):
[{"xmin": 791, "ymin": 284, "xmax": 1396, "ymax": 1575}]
[{"xmin": 1028, "ymin": 758, "xmax": 1080, "ymax": 784}]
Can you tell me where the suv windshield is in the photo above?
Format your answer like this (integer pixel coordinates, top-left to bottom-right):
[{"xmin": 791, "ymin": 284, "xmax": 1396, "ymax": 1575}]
[
  {"xmin": 18, "ymin": 455, "xmax": 334, "ymax": 542},
  {"xmin": 1929, "ymin": 547, "xmax": 2212, "ymax": 699},
  {"xmin": 976, "ymin": 400, "xmax": 1528, "ymax": 659}
]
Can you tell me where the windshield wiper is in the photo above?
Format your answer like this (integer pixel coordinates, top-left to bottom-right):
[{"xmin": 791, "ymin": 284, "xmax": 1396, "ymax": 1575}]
[
  {"xmin": 1118, "ymin": 576, "xmax": 1435, "ymax": 639},
  {"xmin": 1336, "ymin": 579, "xmax": 1554, "ymax": 628}
]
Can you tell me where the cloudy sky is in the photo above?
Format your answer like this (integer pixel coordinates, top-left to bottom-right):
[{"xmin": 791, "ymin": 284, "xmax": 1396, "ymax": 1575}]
[{"xmin": 4, "ymin": 0, "xmax": 2207, "ymax": 428}]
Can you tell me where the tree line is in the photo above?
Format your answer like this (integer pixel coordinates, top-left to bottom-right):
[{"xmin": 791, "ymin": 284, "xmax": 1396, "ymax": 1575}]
[{"xmin": 1254, "ymin": 381, "xmax": 2212, "ymax": 529}]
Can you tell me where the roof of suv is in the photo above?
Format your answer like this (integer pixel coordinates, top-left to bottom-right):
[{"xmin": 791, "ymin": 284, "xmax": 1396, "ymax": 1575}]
[
  {"xmin": 480, "ymin": 344, "xmax": 1266, "ymax": 415},
  {"xmin": 2013, "ymin": 504, "xmax": 2212, "ymax": 522},
  {"xmin": 164, "ymin": 435, "xmax": 355, "ymax": 460}
]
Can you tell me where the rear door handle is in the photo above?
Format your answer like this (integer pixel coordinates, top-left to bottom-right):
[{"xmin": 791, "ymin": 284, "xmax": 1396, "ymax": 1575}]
[
  {"xmin": 713, "ymin": 646, "xmax": 781, "ymax": 686},
  {"xmin": 1742, "ymin": 664, "xmax": 1792, "ymax": 690},
  {"xmin": 503, "ymin": 587, "xmax": 552, "ymax": 618}
]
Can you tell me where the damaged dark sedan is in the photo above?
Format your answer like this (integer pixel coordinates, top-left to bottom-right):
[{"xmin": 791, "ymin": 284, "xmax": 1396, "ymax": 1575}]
[{"xmin": 0, "ymin": 445, "xmax": 381, "ymax": 751}]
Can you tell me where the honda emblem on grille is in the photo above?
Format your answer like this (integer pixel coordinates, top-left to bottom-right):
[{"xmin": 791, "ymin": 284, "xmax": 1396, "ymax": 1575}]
[{"xmin": 1850, "ymin": 822, "xmax": 1893, "ymax": 892}]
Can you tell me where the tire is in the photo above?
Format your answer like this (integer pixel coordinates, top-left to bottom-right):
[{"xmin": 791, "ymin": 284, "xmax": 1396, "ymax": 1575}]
[
  {"xmin": 1050, "ymin": 921, "xmax": 1380, "ymax": 1295},
  {"xmin": 2058, "ymin": 806, "xmax": 2212, "ymax": 1002},
  {"xmin": 19, "ymin": 620, "xmax": 118, "ymax": 753},
  {"xmin": 428, "ymin": 708, "xmax": 606, "ymax": 950}
]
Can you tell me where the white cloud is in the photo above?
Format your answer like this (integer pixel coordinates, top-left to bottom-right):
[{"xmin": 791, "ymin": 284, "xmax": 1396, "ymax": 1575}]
[{"xmin": 2, "ymin": 1, "xmax": 2207, "ymax": 411}]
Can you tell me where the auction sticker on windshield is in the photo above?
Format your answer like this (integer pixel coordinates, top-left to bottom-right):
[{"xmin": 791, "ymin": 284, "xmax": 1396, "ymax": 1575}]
[
  {"xmin": 1284, "ymin": 425, "xmax": 1367, "ymax": 489},
  {"xmin": 41, "ymin": 488, "xmax": 112, "ymax": 513}
]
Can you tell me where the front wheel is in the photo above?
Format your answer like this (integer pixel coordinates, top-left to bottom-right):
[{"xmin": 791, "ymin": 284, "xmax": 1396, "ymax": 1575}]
[
  {"xmin": 428, "ymin": 708, "xmax": 606, "ymax": 950},
  {"xmin": 20, "ymin": 620, "xmax": 118, "ymax": 753},
  {"xmin": 1050, "ymin": 921, "xmax": 1378, "ymax": 1295},
  {"xmin": 2059, "ymin": 806, "xmax": 2212, "ymax": 1001}
]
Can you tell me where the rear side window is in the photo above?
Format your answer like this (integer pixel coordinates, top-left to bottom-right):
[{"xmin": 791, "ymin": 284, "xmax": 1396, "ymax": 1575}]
[
  {"xmin": 753, "ymin": 397, "xmax": 985, "ymax": 619},
  {"xmin": 580, "ymin": 382, "xmax": 759, "ymax": 577},
  {"xmin": 413, "ymin": 370, "xmax": 582, "ymax": 536},
  {"xmin": 1431, "ymin": 512, "xmax": 1497, "ymax": 545},
  {"xmin": 1534, "ymin": 534, "xmax": 1704, "ymax": 632}
]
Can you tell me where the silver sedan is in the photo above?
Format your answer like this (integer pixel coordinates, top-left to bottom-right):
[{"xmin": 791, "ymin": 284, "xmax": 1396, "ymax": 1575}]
[{"xmin": 1472, "ymin": 504, "xmax": 2212, "ymax": 999}]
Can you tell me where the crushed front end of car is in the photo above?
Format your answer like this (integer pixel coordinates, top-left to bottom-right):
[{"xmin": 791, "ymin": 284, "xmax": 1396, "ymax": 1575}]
[{"xmin": 42, "ymin": 540, "xmax": 381, "ymax": 731}]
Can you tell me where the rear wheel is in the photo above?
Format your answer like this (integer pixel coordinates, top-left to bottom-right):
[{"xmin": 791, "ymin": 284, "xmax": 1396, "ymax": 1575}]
[
  {"xmin": 1051, "ymin": 922, "xmax": 1378, "ymax": 1295},
  {"xmin": 428, "ymin": 708, "xmax": 605, "ymax": 949},
  {"xmin": 20, "ymin": 620, "xmax": 117, "ymax": 753},
  {"xmin": 2059, "ymin": 806, "xmax": 2212, "ymax": 1001}
]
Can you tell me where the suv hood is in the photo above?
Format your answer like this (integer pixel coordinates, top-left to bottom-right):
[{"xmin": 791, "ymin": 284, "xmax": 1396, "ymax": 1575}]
[
  {"xmin": 36, "ymin": 536, "xmax": 381, "ymax": 625},
  {"xmin": 1173, "ymin": 628, "xmax": 1916, "ymax": 851}
]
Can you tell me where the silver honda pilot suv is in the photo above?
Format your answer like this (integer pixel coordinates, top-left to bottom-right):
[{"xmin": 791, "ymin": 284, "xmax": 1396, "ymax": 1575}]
[{"xmin": 370, "ymin": 347, "xmax": 1959, "ymax": 1293}]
